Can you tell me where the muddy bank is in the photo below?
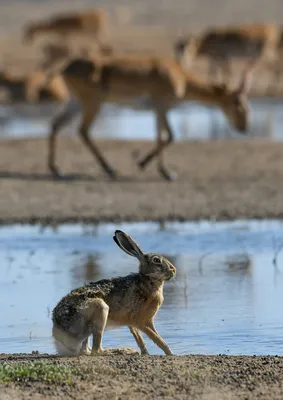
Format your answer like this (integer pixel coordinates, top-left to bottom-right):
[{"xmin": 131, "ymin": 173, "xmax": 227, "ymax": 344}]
[
  {"xmin": 0, "ymin": 138, "xmax": 283, "ymax": 224},
  {"xmin": 0, "ymin": 353, "xmax": 283, "ymax": 399}
]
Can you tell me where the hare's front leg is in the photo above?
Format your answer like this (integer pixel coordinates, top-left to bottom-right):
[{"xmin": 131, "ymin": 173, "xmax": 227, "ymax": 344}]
[
  {"xmin": 140, "ymin": 321, "xmax": 173, "ymax": 355},
  {"xmin": 129, "ymin": 327, "xmax": 149, "ymax": 355},
  {"xmin": 83, "ymin": 298, "xmax": 109, "ymax": 355}
]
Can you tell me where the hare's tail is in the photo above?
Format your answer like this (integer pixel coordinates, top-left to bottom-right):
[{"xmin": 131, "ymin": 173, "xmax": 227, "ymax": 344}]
[
  {"xmin": 53, "ymin": 339, "xmax": 81, "ymax": 356},
  {"xmin": 52, "ymin": 325, "xmax": 81, "ymax": 356}
]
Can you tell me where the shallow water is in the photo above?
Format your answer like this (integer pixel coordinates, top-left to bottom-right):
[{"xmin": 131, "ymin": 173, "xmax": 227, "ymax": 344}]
[
  {"xmin": 0, "ymin": 220, "xmax": 282, "ymax": 356},
  {"xmin": 0, "ymin": 98, "xmax": 282, "ymax": 141}
]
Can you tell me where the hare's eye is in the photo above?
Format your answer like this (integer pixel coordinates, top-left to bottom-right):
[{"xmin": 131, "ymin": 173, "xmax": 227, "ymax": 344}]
[{"xmin": 153, "ymin": 256, "xmax": 161, "ymax": 264}]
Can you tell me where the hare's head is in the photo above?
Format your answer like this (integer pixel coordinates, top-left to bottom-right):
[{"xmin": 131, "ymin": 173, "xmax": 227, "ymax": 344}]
[{"xmin": 113, "ymin": 230, "xmax": 176, "ymax": 282}]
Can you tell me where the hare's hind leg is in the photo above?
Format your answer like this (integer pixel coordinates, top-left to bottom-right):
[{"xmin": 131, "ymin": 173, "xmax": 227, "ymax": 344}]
[
  {"xmin": 83, "ymin": 298, "xmax": 109, "ymax": 355},
  {"xmin": 129, "ymin": 327, "xmax": 149, "ymax": 355},
  {"xmin": 53, "ymin": 297, "xmax": 109, "ymax": 356},
  {"xmin": 78, "ymin": 297, "xmax": 109, "ymax": 355}
]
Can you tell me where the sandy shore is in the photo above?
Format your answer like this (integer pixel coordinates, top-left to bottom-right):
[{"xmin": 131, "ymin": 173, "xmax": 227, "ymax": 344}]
[
  {"xmin": 0, "ymin": 353, "xmax": 283, "ymax": 399},
  {"xmin": 0, "ymin": 137, "xmax": 283, "ymax": 224}
]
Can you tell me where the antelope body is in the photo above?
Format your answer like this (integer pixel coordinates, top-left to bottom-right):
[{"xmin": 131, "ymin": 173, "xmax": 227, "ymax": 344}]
[
  {"xmin": 0, "ymin": 69, "xmax": 68, "ymax": 104},
  {"xmin": 175, "ymin": 23, "xmax": 280, "ymax": 80},
  {"xmin": 24, "ymin": 8, "xmax": 108, "ymax": 46},
  {"xmin": 46, "ymin": 53, "xmax": 252, "ymax": 180}
]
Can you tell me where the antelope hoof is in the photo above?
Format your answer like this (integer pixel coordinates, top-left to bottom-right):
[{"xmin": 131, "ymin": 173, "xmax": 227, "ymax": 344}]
[
  {"xmin": 137, "ymin": 159, "xmax": 147, "ymax": 170},
  {"xmin": 105, "ymin": 167, "xmax": 118, "ymax": 180},
  {"xmin": 49, "ymin": 164, "xmax": 63, "ymax": 179},
  {"xmin": 158, "ymin": 166, "xmax": 177, "ymax": 181}
]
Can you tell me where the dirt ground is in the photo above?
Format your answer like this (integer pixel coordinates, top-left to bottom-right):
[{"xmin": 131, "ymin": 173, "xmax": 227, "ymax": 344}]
[
  {"xmin": 0, "ymin": 353, "xmax": 283, "ymax": 400},
  {"xmin": 0, "ymin": 138, "xmax": 283, "ymax": 224}
]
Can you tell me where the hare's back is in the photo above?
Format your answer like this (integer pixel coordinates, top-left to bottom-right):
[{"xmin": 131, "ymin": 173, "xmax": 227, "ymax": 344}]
[
  {"xmin": 89, "ymin": 273, "xmax": 141, "ymax": 297},
  {"xmin": 52, "ymin": 274, "xmax": 142, "ymax": 331},
  {"xmin": 52, "ymin": 287, "xmax": 103, "ymax": 329}
]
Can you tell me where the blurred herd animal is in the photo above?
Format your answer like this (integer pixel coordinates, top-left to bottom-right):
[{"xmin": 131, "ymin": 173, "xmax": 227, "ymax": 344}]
[
  {"xmin": 1, "ymin": 7, "xmax": 281, "ymax": 181},
  {"xmin": 44, "ymin": 52, "xmax": 252, "ymax": 181},
  {"xmin": 174, "ymin": 23, "xmax": 281, "ymax": 81},
  {"xmin": 23, "ymin": 8, "xmax": 108, "ymax": 49},
  {"xmin": 0, "ymin": 66, "xmax": 68, "ymax": 103}
]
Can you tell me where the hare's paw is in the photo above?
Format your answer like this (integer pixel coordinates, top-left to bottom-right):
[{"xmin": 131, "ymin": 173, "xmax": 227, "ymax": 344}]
[
  {"xmin": 91, "ymin": 347, "xmax": 105, "ymax": 356},
  {"xmin": 79, "ymin": 345, "xmax": 92, "ymax": 356},
  {"xmin": 79, "ymin": 338, "xmax": 92, "ymax": 355},
  {"xmin": 140, "ymin": 348, "xmax": 150, "ymax": 355}
]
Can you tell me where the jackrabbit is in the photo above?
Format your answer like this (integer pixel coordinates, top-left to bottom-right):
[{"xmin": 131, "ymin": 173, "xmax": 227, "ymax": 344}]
[{"xmin": 52, "ymin": 230, "xmax": 176, "ymax": 356}]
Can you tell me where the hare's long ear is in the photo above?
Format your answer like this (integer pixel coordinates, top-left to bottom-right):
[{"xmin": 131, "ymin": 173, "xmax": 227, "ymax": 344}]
[{"xmin": 113, "ymin": 230, "xmax": 144, "ymax": 261}]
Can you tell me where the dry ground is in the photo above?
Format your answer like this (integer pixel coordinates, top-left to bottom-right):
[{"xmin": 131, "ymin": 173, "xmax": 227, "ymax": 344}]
[
  {"xmin": 0, "ymin": 353, "xmax": 283, "ymax": 400},
  {"xmin": 0, "ymin": 138, "xmax": 283, "ymax": 224}
]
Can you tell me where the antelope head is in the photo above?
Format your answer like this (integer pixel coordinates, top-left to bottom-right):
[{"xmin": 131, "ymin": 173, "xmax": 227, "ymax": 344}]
[{"xmin": 213, "ymin": 63, "xmax": 254, "ymax": 133}]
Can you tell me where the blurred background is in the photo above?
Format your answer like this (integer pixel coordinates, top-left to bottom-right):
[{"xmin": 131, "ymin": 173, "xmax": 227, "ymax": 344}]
[{"xmin": 1, "ymin": 0, "xmax": 283, "ymax": 141}]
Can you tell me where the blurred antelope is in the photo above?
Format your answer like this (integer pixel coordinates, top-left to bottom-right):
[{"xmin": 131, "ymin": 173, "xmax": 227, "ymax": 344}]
[
  {"xmin": 45, "ymin": 53, "xmax": 253, "ymax": 181},
  {"xmin": 39, "ymin": 42, "xmax": 113, "ymax": 70},
  {"xmin": 23, "ymin": 8, "xmax": 109, "ymax": 50},
  {"xmin": 174, "ymin": 23, "xmax": 280, "ymax": 81},
  {"xmin": 0, "ymin": 67, "xmax": 68, "ymax": 104},
  {"xmin": 40, "ymin": 43, "xmax": 71, "ymax": 70}
]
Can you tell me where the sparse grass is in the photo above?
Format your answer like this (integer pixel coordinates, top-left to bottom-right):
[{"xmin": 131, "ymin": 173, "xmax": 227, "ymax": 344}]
[{"xmin": 0, "ymin": 361, "xmax": 84, "ymax": 385}]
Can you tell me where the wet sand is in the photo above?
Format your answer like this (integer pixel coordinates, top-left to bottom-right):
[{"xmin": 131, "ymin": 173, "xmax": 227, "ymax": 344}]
[
  {"xmin": 0, "ymin": 137, "xmax": 283, "ymax": 224},
  {"xmin": 0, "ymin": 353, "xmax": 283, "ymax": 399}
]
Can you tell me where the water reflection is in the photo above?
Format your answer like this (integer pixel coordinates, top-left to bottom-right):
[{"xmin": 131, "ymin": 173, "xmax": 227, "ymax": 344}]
[
  {"xmin": 225, "ymin": 253, "xmax": 252, "ymax": 273},
  {"xmin": 71, "ymin": 253, "xmax": 101, "ymax": 286},
  {"xmin": 1, "ymin": 98, "xmax": 283, "ymax": 141},
  {"xmin": 0, "ymin": 221, "xmax": 282, "ymax": 355}
]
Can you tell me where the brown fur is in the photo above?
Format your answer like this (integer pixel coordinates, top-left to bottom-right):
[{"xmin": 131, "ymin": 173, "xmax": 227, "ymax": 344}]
[
  {"xmin": 39, "ymin": 43, "xmax": 98, "ymax": 70},
  {"xmin": 174, "ymin": 22, "xmax": 280, "ymax": 80},
  {"xmin": 40, "ymin": 43, "xmax": 71, "ymax": 70},
  {"xmin": 47, "ymin": 53, "xmax": 252, "ymax": 181},
  {"xmin": 23, "ymin": 8, "xmax": 108, "ymax": 43},
  {"xmin": 52, "ymin": 230, "xmax": 177, "ymax": 356},
  {"xmin": 0, "ymin": 69, "xmax": 69, "ymax": 104}
]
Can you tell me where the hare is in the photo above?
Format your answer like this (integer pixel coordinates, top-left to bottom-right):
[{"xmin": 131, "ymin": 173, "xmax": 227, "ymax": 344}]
[{"xmin": 52, "ymin": 230, "xmax": 176, "ymax": 356}]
